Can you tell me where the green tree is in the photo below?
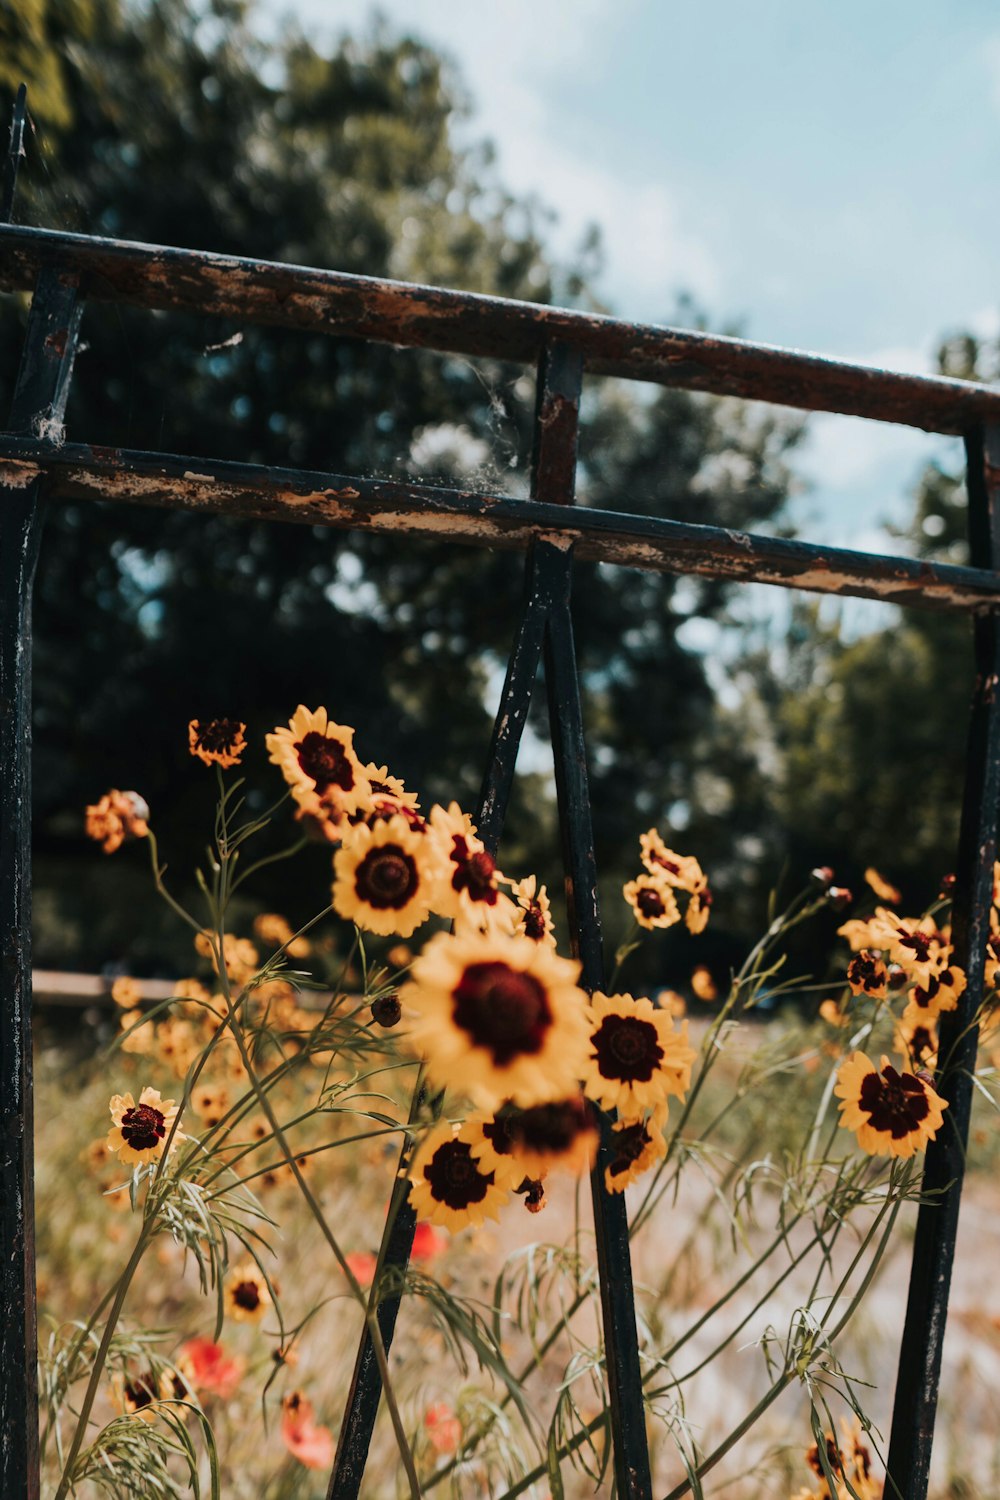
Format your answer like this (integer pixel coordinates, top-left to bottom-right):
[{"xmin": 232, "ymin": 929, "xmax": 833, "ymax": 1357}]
[{"xmin": 1, "ymin": 0, "xmax": 799, "ymax": 972}]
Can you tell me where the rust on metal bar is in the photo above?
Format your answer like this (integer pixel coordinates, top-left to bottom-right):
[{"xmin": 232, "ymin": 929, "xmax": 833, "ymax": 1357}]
[
  {"xmin": 1, "ymin": 224, "xmax": 998, "ymax": 433},
  {"xmin": 3, "ymin": 438, "xmax": 999, "ymax": 614}
]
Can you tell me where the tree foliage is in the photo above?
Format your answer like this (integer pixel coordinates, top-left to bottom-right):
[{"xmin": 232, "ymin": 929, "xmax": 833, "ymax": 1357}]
[{"xmin": 3, "ymin": 0, "xmax": 801, "ymax": 971}]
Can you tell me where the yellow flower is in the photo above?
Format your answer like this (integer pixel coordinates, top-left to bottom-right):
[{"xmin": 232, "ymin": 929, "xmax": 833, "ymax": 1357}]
[
  {"xmin": 111, "ymin": 976, "xmax": 141, "ymax": 1009},
  {"xmin": 638, "ymin": 830, "xmax": 706, "ymax": 892},
  {"xmin": 464, "ymin": 1110, "xmax": 529, "ymax": 1190},
  {"xmin": 426, "ymin": 802, "xmax": 505, "ymax": 920},
  {"xmin": 685, "ymin": 886, "xmax": 712, "ymax": 934},
  {"xmin": 506, "ymin": 1095, "xmax": 598, "ymax": 1179},
  {"xmin": 106, "ymin": 1087, "xmax": 183, "ymax": 1166},
  {"xmin": 190, "ymin": 1082, "xmax": 231, "ymax": 1128},
  {"xmin": 266, "ymin": 706, "xmax": 370, "ymax": 814},
  {"xmin": 583, "ymin": 992, "xmax": 695, "ymax": 1115},
  {"xmin": 85, "ymin": 789, "xmax": 149, "ymax": 854},
  {"xmin": 690, "ymin": 965, "xmax": 717, "ymax": 1002},
  {"xmin": 333, "ymin": 814, "xmax": 441, "ymax": 938},
  {"xmin": 818, "ymin": 999, "xmax": 847, "ymax": 1028},
  {"xmin": 507, "ymin": 874, "xmax": 556, "ymax": 948},
  {"xmin": 894, "ymin": 1011, "xmax": 939, "ymax": 1073},
  {"xmin": 834, "ymin": 1051, "xmax": 947, "ymax": 1158},
  {"xmin": 623, "ymin": 874, "xmax": 680, "ymax": 931},
  {"xmin": 188, "ymin": 718, "xmax": 246, "ymax": 768},
  {"xmin": 906, "ymin": 959, "xmax": 966, "ymax": 1019},
  {"xmin": 846, "ymin": 951, "xmax": 889, "ymax": 999},
  {"xmin": 119, "ymin": 1009, "xmax": 153, "ymax": 1055},
  {"xmin": 409, "ymin": 1121, "xmax": 511, "ymax": 1232},
  {"xmin": 864, "ymin": 867, "xmax": 901, "ymax": 905},
  {"xmin": 604, "ymin": 1115, "xmax": 666, "ymax": 1193},
  {"xmin": 360, "ymin": 763, "xmax": 420, "ymax": 812},
  {"xmin": 837, "ymin": 906, "xmax": 899, "ymax": 954},
  {"xmin": 403, "ymin": 928, "xmax": 590, "ymax": 1109},
  {"xmin": 224, "ymin": 1262, "xmax": 272, "ymax": 1323},
  {"xmin": 254, "ymin": 912, "xmax": 311, "ymax": 958}
]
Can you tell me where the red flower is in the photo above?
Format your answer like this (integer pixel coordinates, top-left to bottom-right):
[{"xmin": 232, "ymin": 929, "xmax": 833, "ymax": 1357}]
[
  {"xmin": 411, "ymin": 1222, "xmax": 446, "ymax": 1262},
  {"xmin": 344, "ymin": 1251, "xmax": 377, "ymax": 1288},
  {"xmin": 424, "ymin": 1402, "xmax": 462, "ymax": 1454},
  {"xmin": 177, "ymin": 1338, "xmax": 244, "ymax": 1400},
  {"xmin": 282, "ymin": 1392, "xmax": 334, "ymax": 1470}
]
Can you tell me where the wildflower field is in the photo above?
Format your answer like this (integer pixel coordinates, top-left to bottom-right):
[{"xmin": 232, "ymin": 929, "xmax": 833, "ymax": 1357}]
[{"xmin": 35, "ymin": 710, "xmax": 1000, "ymax": 1499}]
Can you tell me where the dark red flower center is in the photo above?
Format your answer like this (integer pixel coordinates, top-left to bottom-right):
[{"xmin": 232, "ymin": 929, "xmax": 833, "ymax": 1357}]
[
  {"xmin": 232, "ymin": 1279, "xmax": 262, "ymax": 1312},
  {"xmin": 120, "ymin": 1102, "xmax": 166, "ymax": 1152},
  {"xmin": 510, "ymin": 1097, "xmax": 591, "ymax": 1155},
  {"xmin": 608, "ymin": 1121, "xmax": 651, "ymax": 1178},
  {"xmin": 651, "ymin": 854, "xmax": 680, "ymax": 875},
  {"xmin": 807, "ymin": 1436, "xmax": 844, "ymax": 1480},
  {"xmin": 295, "ymin": 731, "xmax": 355, "ymax": 794},
  {"xmin": 898, "ymin": 930, "xmax": 932, "ymax": 962},
  {"xmin": 482, "ymin": 1113, "xmax": 517, "ymax": 1156},
  {"xmin": 848, "ymin": 952, "xmax": 886, "ymax": 993},
  {"xmin": 637, "ymin": 888, "xmax": 667, "ymax": 920},
  {"xmin": 450, "ymin": 839, "xmax": 498, "ymax": 905},
  {"xmin": 452, "ymin": 962, "xmax": 551, "ymax": 1064},
  {"xmin": 425, "ymin": 1139, "xmax": 493, "ymax": 1210},
  {"xmin": 192, "ymin": 718, "xmax": 242, "ymax": 754},
  {"xmin": 858, "ymin": 1064, "xmax": 931, "ymax": 1138},
  {"xmin": 354, "ymin": 845, "xmax": 419, "ymax": 908},
  {"xmin": 522, "ymin": 902, "xmax": 547, "ymax": 940},
  {"xmin": 124, "ymin": 1373, "xmax": 157, "ymax": 1411},
  {"xmin": 907, "ymin": 1025, "xmax": 936, "ymax": 1064},
  {"xmin": 592, "ymin": 1013, "xmax": 663, "ymax": 1083}
]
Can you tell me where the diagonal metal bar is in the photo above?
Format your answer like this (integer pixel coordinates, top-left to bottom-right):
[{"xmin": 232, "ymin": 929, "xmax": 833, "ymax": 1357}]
[
  {"xmin": 2, "ymin": 84, "xmax": 28, "ymax": 224},
  {"xmin": 883, "ymin": 421, "xmax": 1000, "ymax": 1500},
  {"xmin": 1, "ymin": 261, "xmax": 83, "ymax": 1500},
  {"xmin": 327, "ymin": 546, "xmax": 552, "ymax": 1497}
]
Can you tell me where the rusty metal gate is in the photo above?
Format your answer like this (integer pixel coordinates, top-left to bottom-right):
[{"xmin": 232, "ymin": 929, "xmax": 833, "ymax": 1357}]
[{"xmin": 3, "ymin": 84, "xmax": 1000, "ymax": 1500}]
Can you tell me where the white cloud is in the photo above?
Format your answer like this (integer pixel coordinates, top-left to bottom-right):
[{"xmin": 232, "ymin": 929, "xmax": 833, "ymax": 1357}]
[{"xmin": 264, "ymin": 0, "xmax": 720, "ymax": 315}]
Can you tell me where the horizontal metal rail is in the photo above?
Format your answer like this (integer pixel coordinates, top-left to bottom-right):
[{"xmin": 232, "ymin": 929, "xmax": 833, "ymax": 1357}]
[
  {"xmin": 1, "ymin": 437, "xmax": 996, "ymax": 614},
  {"xmin": 1, "ymin": 224, "xmax": 998, "ymax": 433}
]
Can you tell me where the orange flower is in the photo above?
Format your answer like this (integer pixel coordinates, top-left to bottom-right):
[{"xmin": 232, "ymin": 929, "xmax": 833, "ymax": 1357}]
[
  {"xmin": 177, "ymin": 1338, "xmax": 244, "ymax": 1400},
  {"xmin": 690, "ymin": 966, "xmax": 717, "ymax": 1002},
  {"xmin": 281, "ymin": 1391, "xmax": 334, "ymax": 1469},
  {"xmin": 424, "ymin": 1402, "xmax": 462, "ymax": 1455},
  {"xmin": 835, "ymin": 1051, "xmax": 947, "ymax": 1158},
  {"xmin": 266, "ymin": 706, "xmax": 369, "ymax": 816},
  {"xmin": 85, "ymin": 789, "xmax": 149, "ymax": 854},
  {"xmin": 864, "ymin": 867, "xmax": 901, "ymax": 905},
  {"xmin": 188, "ymin": 718, "xmax": 246, "ymax": 768}
]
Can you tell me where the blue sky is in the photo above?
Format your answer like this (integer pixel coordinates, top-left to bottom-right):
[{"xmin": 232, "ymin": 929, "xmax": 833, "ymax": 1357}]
[{"xmin": 261, "ymin": 0, "xmax": 999, "ymax": 555}]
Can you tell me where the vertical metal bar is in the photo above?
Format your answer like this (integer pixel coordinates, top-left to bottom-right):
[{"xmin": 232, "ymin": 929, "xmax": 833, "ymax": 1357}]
[
  {"xmin": 327, "ymin": 549, "xmax": 552, "ymax": 1499},
  {"xmin": 543, "ymin": 557, "xmax": 653, "ymax": 1500},
  {"xmin": 530, "ymin": 339, "xmax": 651, "ymax": 1498},
  {"xmin": 884, "ymin": 422, "xmax": 1000, "ymax": 1500},
  {"xmin": 1, "ymin": 263, "xmax": 82, "ymax": 1500}
]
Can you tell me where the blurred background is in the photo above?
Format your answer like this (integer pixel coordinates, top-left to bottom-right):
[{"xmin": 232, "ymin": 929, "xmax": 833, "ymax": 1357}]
[{"xmin": 1, "ymin": 0, "xmax": 995, "ymax": 992}]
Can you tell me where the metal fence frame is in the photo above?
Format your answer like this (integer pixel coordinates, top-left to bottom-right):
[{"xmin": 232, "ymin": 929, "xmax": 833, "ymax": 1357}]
[{"xmin": 3, "ymin": 86, "xmax": 1000, "ymax": 1499}]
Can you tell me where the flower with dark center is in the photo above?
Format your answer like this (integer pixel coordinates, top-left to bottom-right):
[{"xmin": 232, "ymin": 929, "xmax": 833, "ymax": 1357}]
[
  {"xmin": 371, "ymin": 993, "xmax": 402, "ymax": 1028},
  {"xmin": 623, "ymin": 874, "xmax": 680, "ymax": 931},
  {"xmin": 835, "ymin": 1051, "xmax": 948, "ymax": 1157},
  {"xmin": 847, "ymin": 950, "xmax": 888, "ymax": 999},
  {"xmin": 266, "ymin": 706, "xmax": 370, "ymax": 815},
  {"xmin": 113, "ymin": 1370, "xmax": 159, "ymax": 1421},
  {"xmin": 604, "ymin": 1115, "xmax": 666, "ymax": 1193},
  {"xmin": 225, "ymin": 1262, "xmax": 272, "ymax": 1323},
  {"xmin": 333, "ymin": 814, "xmax": 439, "ymax": 938},
  {"xmin": 508, "ymin": 1095, "xmax": 598, "ymax": 1177},
  {"xmin": 907, "ymin": 961, "xmax": 966, "ymax": 1018},
  {"xmin": 465, "ymin": 1108, "xmax": 525, "ymax": 1188},
  {"xmin": 583, "ymin": 993, "xmax": 696, "ymax": 1114},
  {"xmin": 638, "ymin": 830, "xmax": 707, "ymax": 893},
  {"xmin": 107, "ymin": 1086, "xmax": 183, "ymax": 1166},
  {"xmin": 403, "ymin": 929, "xmax": 590, "ymax": 1108},
  {"xmin": 509, "ymin": 875, "xmax": 556, "ymax": 947},
  {"xmin": 188, "ymin": 718, "xmax": 246, "ymax": 768},
  {"xmin": 409, "ymin": 1122, "xmax": 510, "ymax": 1230},
  {"xmin": 452, "ymin": 962, "xmax": 551, "ymax": 1065},
  {"xmin": 685, "ymin": 884, "xmax": 713, "ymax": 934}
]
